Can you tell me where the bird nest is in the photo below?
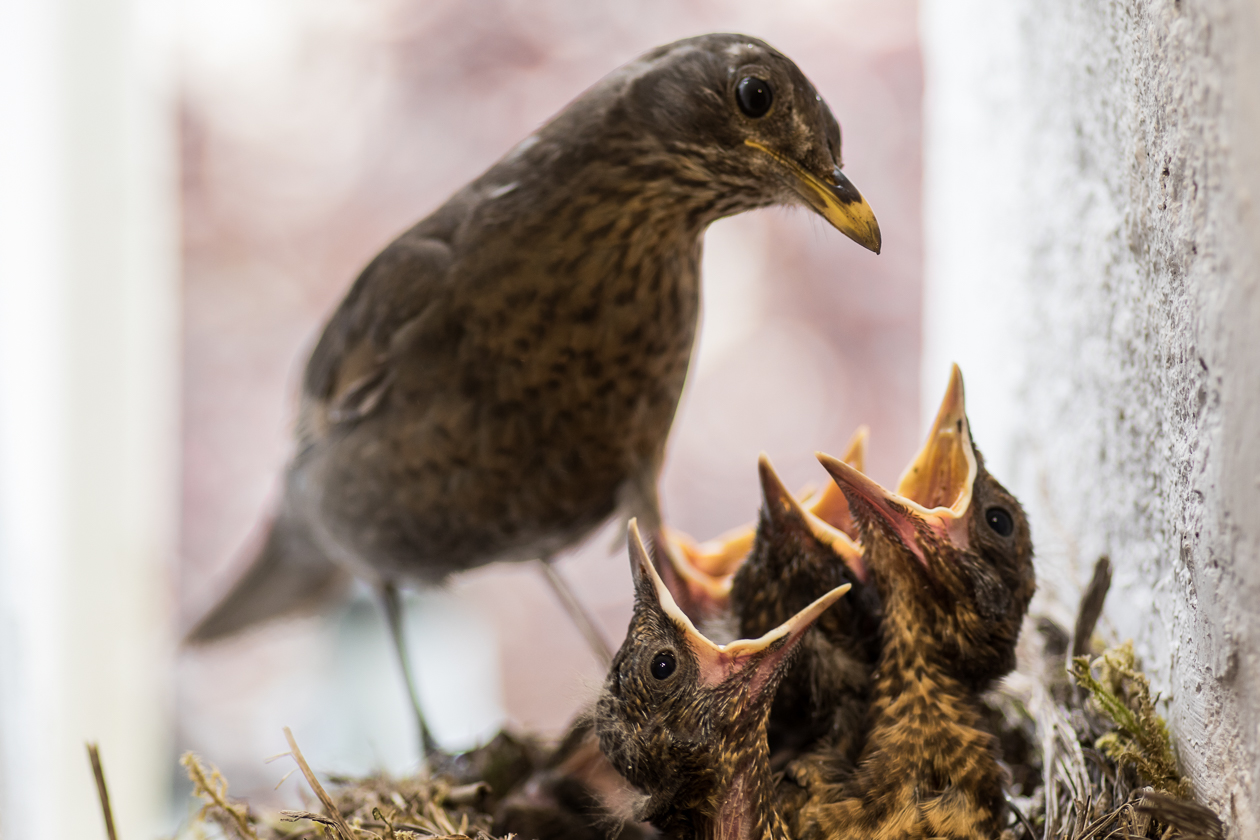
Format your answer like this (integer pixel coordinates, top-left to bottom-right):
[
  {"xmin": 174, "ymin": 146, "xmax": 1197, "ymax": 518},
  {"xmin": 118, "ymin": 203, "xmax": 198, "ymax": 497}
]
[
  {"xmin": 167, "ymin": 568, "xmax": 1223, "ymax": 840},
  {"xmin": 175, "ymin": 727, "xmax": 536, "ymax": 840}
]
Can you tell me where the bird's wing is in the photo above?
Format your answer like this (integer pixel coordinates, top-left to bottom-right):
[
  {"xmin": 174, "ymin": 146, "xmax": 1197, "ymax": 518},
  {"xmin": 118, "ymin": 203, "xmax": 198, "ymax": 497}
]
[{"xmin": 299, "ymin": 229, "xmax": 456, "ymax": 442}]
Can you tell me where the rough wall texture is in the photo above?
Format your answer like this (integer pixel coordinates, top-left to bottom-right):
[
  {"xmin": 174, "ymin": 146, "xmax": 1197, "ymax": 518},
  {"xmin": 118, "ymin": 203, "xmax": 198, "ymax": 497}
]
[{"xmin": 922, "ymin": 0, "xmax": 1260, "ymax": 833}]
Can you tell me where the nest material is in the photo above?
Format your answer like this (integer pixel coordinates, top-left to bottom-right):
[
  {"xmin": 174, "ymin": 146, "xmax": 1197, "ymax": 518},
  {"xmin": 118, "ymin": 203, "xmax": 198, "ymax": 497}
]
[
  {"xmin": 178, "ymin": 727, "xmax": 541, "ymax": 840},
  {"xmin": 992, "ymin": 635, "xmax": 1222, "ymax": 840},
  {"xmin": 977, "ymin": 558, "xmax": 1219, "ymax": 840},
  {"xmin": 175, "ymin": 576, "xmax": 1224, "ymax": 840}
]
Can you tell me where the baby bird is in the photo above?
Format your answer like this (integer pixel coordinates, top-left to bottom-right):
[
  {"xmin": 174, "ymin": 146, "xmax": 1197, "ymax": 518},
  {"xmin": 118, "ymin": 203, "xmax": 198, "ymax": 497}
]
[
  {"xmin": 496, "ymin": 443, "xmax": 873, "ymax": 840},
  {"xmin": 596, "ymin": 521, "xmax": 849, "ymax": 840},
  {"xmin": 730, "ymin": 454, "xmax": 880, "ymax": 767},
  {"xmin": 801, "ymin": 365, "xmax": 1035, "ymax": 840}
]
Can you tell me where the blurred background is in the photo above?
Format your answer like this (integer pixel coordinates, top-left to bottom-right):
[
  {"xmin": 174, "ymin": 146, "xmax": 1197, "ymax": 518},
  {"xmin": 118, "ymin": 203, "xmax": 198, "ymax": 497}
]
[{"xmin": 2, "ymin": 0, "xmax": 922, "ymax": 836}]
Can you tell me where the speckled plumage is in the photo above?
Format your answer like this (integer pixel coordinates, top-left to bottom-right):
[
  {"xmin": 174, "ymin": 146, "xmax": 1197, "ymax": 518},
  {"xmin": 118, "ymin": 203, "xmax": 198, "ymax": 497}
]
[
  {"xmin": 597, "ymin": 523, "xmax": 848, "ymax": 840},
  {"xmin": 799, "ymin": 370, "xmax": 1035, "ymax": 840},
  {"xmin": 189, "ymin": 33, "xmax": 880, "ymax": 642},
  {"xmin": 731, "ymin": 456, "xmax": 880, "ymax": 768}
]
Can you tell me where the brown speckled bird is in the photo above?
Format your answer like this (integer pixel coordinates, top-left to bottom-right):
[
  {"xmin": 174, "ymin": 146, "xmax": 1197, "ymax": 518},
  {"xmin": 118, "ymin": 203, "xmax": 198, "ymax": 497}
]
[
  {"xmin": 596, "ymin": 521, "xmax": 849, "ymax": 840},
  {"xmin": 799, "ymin": 366, "xmax": 1035, "ymax": 840},
  {"xmin": 187, "ymin": 33, "xmax": 880, "ymax": 752},
  {"xmin": 731, "ymin": 453, "xmax": 880, "ymax": 769}
]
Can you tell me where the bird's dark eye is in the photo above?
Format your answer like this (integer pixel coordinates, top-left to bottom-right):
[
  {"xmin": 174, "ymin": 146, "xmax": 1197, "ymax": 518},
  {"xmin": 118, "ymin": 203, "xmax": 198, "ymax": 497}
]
[
  {"xmin": 985, "ymin": 507, "xmax": 1014, "ymax": 537},
  {"xmin": 650, "ymin": 651, "xmax": 677, "ymax": 680},
  {"xmin": 736, "ymin": 77, "xmax": 773, "ymax": 118}
]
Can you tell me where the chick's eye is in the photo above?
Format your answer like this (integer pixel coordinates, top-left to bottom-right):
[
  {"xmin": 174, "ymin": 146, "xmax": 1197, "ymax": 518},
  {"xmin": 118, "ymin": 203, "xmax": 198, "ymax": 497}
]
[
  {"xmin": 650, "ymin": 651, "xmax": 676, "ymax": 680},
  {"xmin": 985, "ymin": 506, "xmax": 1014, "ymax": 537},
  {"xmin": 736, "ymin": 77, "xmax": 773, "ymax": 118}
]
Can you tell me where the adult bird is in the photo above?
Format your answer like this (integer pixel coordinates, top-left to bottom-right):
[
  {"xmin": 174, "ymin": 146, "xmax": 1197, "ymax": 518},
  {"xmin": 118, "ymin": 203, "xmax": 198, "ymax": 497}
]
[
  {"xmin": 800, "ymin": 366, "xmax": 1035, "ymax": 840},
  {"xmin": 187, "ymin": 33, "xmax": 881, "ymax": 755}
]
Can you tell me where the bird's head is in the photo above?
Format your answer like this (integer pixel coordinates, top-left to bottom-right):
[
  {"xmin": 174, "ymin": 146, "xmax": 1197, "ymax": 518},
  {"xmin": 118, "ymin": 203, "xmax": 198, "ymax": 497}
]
[
  {"xmin": 595, "ymin": 520, "xmax": 848, "ymax": 822},
  {"xmin": 733, "ymin": 453, "xmax": 869, "ymax": 639},
  {"xmin": 816, "ymin": 365, "xmax": 1035, "ymax": 686},
  {"xmin": 582, "ymin": 34, "xmax": 881, "ymax": 252}
]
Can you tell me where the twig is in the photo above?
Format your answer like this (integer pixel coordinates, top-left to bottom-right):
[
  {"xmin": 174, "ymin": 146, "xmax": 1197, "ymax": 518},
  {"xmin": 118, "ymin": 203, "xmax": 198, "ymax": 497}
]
[
  {"xmin": 181, "ymin": 752, "xmax": 259, "ymax": 840},
  {"xmin": 282, "ymin": 810, "xmax": 383, "ymax": 839},
  {"xmin": 1136, "ymin": 790, "xmax": 1225, "ymax": 840},
  {"xmin": 86, "ymin": 742, "xmax": 119, "ymax": 840},
  {"xmin": 1005, "ymin": 791, "xmax": 1036, "ymax": 839},
  {"xmin": 1072, "ymin": 556, "xmax": 1112, "ymax": 659},
  {"xmin": 371, "ymin": 807, "xmax": 398, "ymax": 840},
  {"xmin": 283, "ymin": 726, "xmax": 359, "ymax": 840}
]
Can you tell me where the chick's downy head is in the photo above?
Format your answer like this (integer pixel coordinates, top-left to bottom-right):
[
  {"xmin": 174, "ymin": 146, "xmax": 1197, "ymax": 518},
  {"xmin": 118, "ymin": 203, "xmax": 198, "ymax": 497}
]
[
  {"xmin": 817, "ymin": 365, "xmax": 1035, "ymax": 686},
  {"xmin": 595, "ymin": 521, "xmax": 848, "ymax": 822}
]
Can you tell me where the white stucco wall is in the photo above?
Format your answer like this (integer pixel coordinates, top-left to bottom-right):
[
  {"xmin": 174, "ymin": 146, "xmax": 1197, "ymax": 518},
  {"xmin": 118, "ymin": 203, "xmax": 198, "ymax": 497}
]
[{"xmin": 922, "ymin": 0, "xmax": 1260, "ymax": 833}]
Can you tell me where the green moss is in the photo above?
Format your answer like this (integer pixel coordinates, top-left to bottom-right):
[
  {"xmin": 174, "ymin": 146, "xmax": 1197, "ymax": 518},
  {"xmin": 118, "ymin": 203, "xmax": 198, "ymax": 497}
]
[{"xmin": 1068, "ymin": 641, "xmax": 1190, "ymax": 799}]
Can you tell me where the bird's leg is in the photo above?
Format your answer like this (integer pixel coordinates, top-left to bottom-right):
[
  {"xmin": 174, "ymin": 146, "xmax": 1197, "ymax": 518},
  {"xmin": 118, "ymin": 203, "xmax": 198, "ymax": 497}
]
[
  {"xmin": 537, "ymin": 557, "xmax": 614, "ymax": 669},
  {"xmin": 379, "ymin": 582, "xmax": 442, "ymax": 763}
]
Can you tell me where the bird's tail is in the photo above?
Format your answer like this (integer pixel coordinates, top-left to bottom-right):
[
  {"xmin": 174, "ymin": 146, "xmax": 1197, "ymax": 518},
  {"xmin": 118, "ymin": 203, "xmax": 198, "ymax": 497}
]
[{"xmin": 184, "ymin": 505, "xmax": 350, "ymax": 643}]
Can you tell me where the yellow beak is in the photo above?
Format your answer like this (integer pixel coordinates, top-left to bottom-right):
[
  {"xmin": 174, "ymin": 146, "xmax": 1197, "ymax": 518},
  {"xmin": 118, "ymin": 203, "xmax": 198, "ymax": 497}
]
[{"xmin": 745, "ymin": 139, "xmax": 882, "ymax": 254}]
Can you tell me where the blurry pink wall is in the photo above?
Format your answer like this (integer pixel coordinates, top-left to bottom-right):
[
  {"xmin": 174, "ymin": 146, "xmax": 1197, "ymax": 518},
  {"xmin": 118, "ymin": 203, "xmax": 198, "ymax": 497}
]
[{"xmin": 178, "ymin": 0, "xmax": 921, "ymax": 801}]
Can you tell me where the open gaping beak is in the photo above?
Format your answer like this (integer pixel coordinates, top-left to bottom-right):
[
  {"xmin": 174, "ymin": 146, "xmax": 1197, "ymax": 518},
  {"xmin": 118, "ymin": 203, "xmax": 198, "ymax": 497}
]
[
  {"xmin": 662, "ymin": 524, "xmax": 755, "ymax": 579},
  {"xmin": 759, "ymin": 453, "xmax": 867, "ymax": 583},
  {"xmin": 896, "ymin": 364, "xmax": 975, "ymax": 515},
  {"xmin": 652, "ymin": 528, "xmax": 735, "ymax": 622},
  {"xmin": 815, "ymin": 454, "xmax": 932, "ymax": 569},
  {"xmin": 745, "ymin": 139, "xmax": 881, "ymax": 254},
  {"xmin": 663, "ymin": 431, "xmax": 870, "ymax": 580},
  {"xmin": 815, "ymin": 365, "xmax": 977, "ymax": 568},
  {"xmin": 628, "ymin": 520, "xmax": 848, "ymax": 693}
]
